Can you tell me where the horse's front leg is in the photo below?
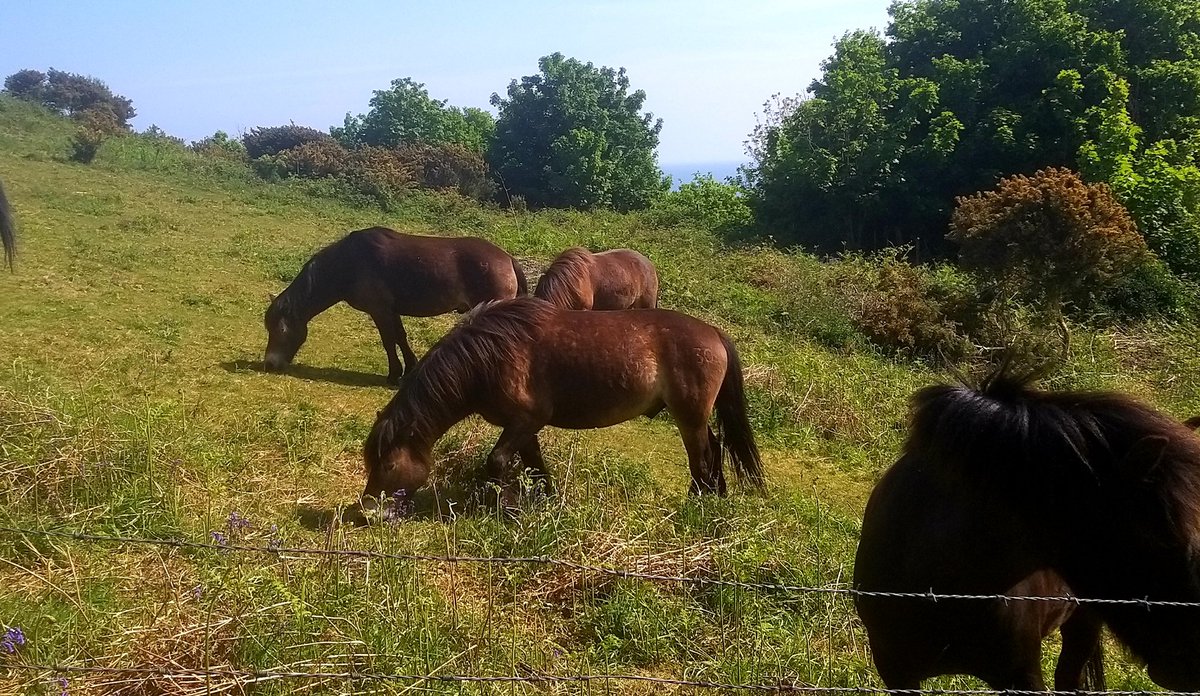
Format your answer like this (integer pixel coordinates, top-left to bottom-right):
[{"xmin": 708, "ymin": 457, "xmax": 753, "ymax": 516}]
[
  {"xmin": 485, "ymin": 421, "xmax": 544, "ymax": 508},
  {"xmin": 517, "ymin": 434, "xmax": 553, "ymax": 497}
]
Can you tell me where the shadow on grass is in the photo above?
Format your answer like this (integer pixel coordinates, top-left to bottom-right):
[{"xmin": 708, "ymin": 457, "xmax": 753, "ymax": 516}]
[
  {"xmin": 220, "ymin": 359, "xmax": 389, "ymax": 388},
  {"xmin": 294, "ymin": 481, "xmax": 549, "ymax": 530}
]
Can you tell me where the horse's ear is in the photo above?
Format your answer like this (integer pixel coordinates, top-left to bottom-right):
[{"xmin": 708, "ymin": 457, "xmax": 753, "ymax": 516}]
[
  {"xmin": 1184, "ymin": 416, "xmax": 1200, "ymax": 431},
  {"xmin": 1125, "ymin": 435, "xmax": 1170, "ymax": 479},
  {"xmin": 267, "ymin": 292, "xmax": 276, "ymax": 303}
]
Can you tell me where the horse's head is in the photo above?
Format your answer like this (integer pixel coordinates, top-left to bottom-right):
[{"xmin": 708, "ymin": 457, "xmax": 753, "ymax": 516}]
[
  {"xmin": 263, "ymin": 294, "xmax": 307, "ymax": 372},
  {"xmin": 1057, "ymin": 428, "xmax": 1200, "ymax": 690},
  {"xmin": 360, "ymin": 406, "xmax": 433, "ymax": 516}
]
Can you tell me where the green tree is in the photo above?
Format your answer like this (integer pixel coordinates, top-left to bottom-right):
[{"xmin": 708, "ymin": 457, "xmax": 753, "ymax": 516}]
[
  {"xmin": 4, "ymin": 67, "xmax": 136, "ymax": 128},
  {"xmin": 747, "ymin": 0, "xmax": 1200, "ymax": 269},
  {"xmin": 488, "ymin": 53, "xmax": 668, "ymax": 211},
  {"xmin": 334, "ymin": 78, "xmax": 494, "ymax": 152}
]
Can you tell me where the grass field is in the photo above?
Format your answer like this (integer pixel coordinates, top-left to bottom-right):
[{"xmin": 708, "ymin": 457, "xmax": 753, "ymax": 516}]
[{"xmin": 0, "ymin": 96, "xmax": 1195, "ymax": 694}]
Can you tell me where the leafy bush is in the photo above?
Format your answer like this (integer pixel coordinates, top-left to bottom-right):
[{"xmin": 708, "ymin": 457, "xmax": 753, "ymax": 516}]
[
  {"xmin": 949, "ymin": 167, "xmax": 1151, "ymax": 314},
  {"xmin": 334, "ymin": 77, "xmax": 495, "ymax": 152},
  {"xmin": 5, "ymin": 68, "xmax": 137, "ymax": 128},
  {"xmin": 242, "ymin": 124, "xmax": 333, "ymax": 160},
  {"xmin": 646, "ymin": 174, "xmax": 753, "ymax": 233},
  {"xmin": 191, "ymin": 130, "xmax": 246, "ymax": 161}
]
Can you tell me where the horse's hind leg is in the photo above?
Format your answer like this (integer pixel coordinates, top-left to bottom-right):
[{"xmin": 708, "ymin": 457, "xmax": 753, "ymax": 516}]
[
  {"xmin": 393, "ymin": 316, "xmax": 419, "ymax": 374},
  {"xmin": 680, "ymin": 422, "xmax": 722, "ymax": 495},
  {"xmin": 368, "ymin": 312, "xmax": 406, "ymax": 385},
  {"xmin": 1055, "ymin": 610, "xmax": 1104, "ymax": 691}
]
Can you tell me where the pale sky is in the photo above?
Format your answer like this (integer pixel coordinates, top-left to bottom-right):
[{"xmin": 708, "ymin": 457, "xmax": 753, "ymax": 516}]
[{"xmin": 0, "ymin": 1, "xmax": 892, "ymax": 166}]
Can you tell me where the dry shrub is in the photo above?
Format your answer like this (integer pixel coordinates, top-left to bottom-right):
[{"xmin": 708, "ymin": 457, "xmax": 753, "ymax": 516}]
[
  {"xmin": 949, "ymin": 167, "xmax": 1151, "ymax": 311},
  {"xmin": 835, "ymin": 255, "xmax": 973, "ymax": 362},
  {"xmin": 398, "ymin": 142, "xmax": 495, "ymax": 200},
  {"xmin": 274, "ymin": 139, "xmax": 349, "ymax": 178},
  {"xmin": 344, "ymin": 146, "xmax": 418, "ymax": 203}
]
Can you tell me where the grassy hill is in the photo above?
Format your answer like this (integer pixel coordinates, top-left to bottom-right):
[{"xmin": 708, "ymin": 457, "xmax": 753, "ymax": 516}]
[{"xmin": 0, "ymin": 96, "xmax": 1192, "ymax": 693}]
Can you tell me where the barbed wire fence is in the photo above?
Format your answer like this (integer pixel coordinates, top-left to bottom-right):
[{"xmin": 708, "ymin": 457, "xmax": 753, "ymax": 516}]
[{"xmin": 3, "ymin": 525, "xmax": 1198, "ymax": 695}]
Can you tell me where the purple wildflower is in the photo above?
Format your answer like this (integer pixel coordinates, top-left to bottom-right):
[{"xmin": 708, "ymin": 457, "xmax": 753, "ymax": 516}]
[
  {"xmin": 57, "ymin": 676, "xmax": 69, "ymax": 695},
  {"xmin": 226, "ymin": 511, "xmax": 251, "ymax": 532},
  {"xmin": 1, "ymin": 626, "xmax": 24, "ymax": 654},
  {"xmin": 191, "ymin": 584, "xmax": 203, "ymax": 600},
  {"xmin": 382, "ymin": 489, "xmax": 411, "ymax": 524},
  {"xmin": 210, "ymin": 530, "xmax": 227, "ymax": 546},
  {"xmin": 267, "ymin": 524, "xmax": 283, "ymax": 552}
]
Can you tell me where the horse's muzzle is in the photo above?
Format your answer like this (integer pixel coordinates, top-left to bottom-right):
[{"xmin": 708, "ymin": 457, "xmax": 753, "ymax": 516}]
[{"xmin": 263, "ymin": 353, "xmax": 289, "ymax": 372}]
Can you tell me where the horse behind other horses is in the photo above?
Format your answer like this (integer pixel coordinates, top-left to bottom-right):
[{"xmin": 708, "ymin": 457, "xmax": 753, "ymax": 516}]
[
  {"xmin": 362, "ymin": 297, "xmax": 763, "ymax": 508},
  {"xmin": 855, "ymin": 369, "xmax": 1200, "ymax": 691},
  {"xmin": 1, "ymin": 179, "xmax": 15, "ymax": 269},
  {"xmin": 263, "ymin": 227, "xmax": 526, "ymax": 384},
  {"xmin": 534, "ymin": 247, "xmax": 657, "ymax": 310}
]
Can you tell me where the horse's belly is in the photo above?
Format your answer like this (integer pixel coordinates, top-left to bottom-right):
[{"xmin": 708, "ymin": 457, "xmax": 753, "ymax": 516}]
[{"xmin": 546, "ymin": 382, "xmax": 662, "ymax": 429}]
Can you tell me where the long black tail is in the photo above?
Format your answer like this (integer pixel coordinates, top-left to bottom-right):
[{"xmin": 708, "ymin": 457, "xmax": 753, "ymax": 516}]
[
  {"xmin": 1056, "ymin": 609, "xmax": 1106, "ymax": 691},
  {"xmin": 0, "ymin": 179, "xmax": 15, "ymax": 270},
  {"xmin": 715, "ymin": 332, "xmax": 765, "ymax": 490},
  {"xmin": 511, "ymin": 257, "xmax": 528, "ymax": 296}
]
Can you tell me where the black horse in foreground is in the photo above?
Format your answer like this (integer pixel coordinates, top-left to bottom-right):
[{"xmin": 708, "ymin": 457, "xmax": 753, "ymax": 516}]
[
  {"xmin": 263, "ymin": 227, "xmax": 527, "ymax": 384},
  {"xmin": 855, "ymin": 369, "xmax": 1200, "ymax": 691}
]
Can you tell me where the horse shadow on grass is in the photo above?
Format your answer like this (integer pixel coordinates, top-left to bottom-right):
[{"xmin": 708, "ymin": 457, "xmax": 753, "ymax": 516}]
[{"xmin": 220, "ymin": 359, "xmax": 389, "ymax": 388}]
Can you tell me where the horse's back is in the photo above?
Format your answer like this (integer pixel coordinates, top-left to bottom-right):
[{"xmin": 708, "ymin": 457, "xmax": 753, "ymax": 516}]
[
  {"xmin": 525, "ymin": 306, "xmax": 725, "ymax": 427},
  {"xmin": 592, "ymin": 249, "xmax": 658, "ymax": 309},
  {"xmin": 340, "ymin": 227, "xmax": 521, "ymax": 312}
]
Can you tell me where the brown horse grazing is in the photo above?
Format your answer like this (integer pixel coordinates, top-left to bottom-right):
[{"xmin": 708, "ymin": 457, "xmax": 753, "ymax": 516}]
[
  {"xmin": 263, "ymin": 227, "xmax": 526, "ymax": 384},
  {"xmin": 855, "ymin": 369, "xmax": 1200, "ymax": 691},
  {"xmin": 362, "ymin": 297, "xmax": 763, "ymax": 507},
  {"xmin": 0, "ymin": 179, "xmax": 15, "ymax": 269},
  {"xmin": 533, "ymin": 247, "xmax": 658, "ymax": 310}
]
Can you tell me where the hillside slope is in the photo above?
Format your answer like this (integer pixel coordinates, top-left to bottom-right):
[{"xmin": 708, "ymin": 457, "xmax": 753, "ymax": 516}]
[{"xmin": 0, "ymin": 98, "xmax": 1184, "ymax": 693}]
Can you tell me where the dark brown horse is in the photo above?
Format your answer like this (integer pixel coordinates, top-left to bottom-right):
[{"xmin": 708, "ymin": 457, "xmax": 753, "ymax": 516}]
[
  {"xmin": 263, "ymin": 227, "xmax": 526, "ymax": 384},
  {"xmin": 533, "ymin": 247, "xmax": 658, "ymax": 310},
  {"xmin": 362, "ymin": 297, "xmax": 763, "ymax": 507},
  {"xmin": 855, "ymin": 370, "xmax": 1200, "ymax": 691},
  {"xmin": 1, "ymin": 179, "xmax": 15, "ymax": 269}
]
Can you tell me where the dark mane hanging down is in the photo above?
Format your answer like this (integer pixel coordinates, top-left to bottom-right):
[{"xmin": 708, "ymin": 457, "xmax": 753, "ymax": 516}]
[
  {"xmin": 534, "ymin": 248, "xmax": 593, "ymax": 308},
  {"xmin": 907, "ymin": 368, "xmax": 1200, "ymax": 517},
  {"xmin": 375, "ymin": 297, "xmax": 557, "ymax": 454}
]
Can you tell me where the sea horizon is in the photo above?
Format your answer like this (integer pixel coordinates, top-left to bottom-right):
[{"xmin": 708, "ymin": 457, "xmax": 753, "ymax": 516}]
[{"xmin": 661, "ymin": 161, "xmax": 745, "ymax": 189}]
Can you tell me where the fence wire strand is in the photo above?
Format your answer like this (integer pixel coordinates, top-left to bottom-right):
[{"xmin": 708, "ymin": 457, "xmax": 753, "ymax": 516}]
[
  {"xmin": 7, "ymin": 663, "xmax": 1200, "ymax": 695},
  {"xmin": 4, "ymin": 525, "xmax": 1200, "ymax": 608}
]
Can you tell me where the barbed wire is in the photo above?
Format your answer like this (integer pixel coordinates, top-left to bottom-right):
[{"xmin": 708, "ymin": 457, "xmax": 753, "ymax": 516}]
[
  {"xmin": 6, "ymin": 663, "xmax": 1200, "ymax": 695},
  {"xmin": 4, "ymin": 525, "xmax": 1200, "ymax": 608}
]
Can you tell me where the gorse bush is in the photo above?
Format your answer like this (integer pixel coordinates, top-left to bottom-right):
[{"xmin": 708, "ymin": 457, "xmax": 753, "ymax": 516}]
[
  {"xmin": 69, "ymin": 108, "xmax": 125, "ymax": 164},
  {"xmin": 5, "ymin": 67, "xmax": 136, "ymax": 128},
  {"xmin": 949, "ymin": 167, "xmax": 1152, "ymax": 314},
  {"xmin": 833, "ymin": 254, "xmax": 973, "ymax": 362},
  {"xmin": 399, "ymin": 142, "xmax": 494, "ymax": 200},
  {"xmin": 241, "ymin": 124, "xmax": 333, "ymax": 160},
  {"xmin": 273, "ymin": 139, "xmax": 350, "ymax": 179},
  {"xmin": 190, "ymin": 130, "xmax": 246, "ymax": 161}
]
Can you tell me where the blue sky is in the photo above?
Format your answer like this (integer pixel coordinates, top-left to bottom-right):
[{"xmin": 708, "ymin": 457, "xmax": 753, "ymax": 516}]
[{"xmin": 0, "ymin": 1, "xmax": 891, "ymax": 166}]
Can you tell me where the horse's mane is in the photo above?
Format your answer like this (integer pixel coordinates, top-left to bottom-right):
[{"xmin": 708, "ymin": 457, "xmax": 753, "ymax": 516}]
[
  {"xmin": 906, "ymin": 367, "xmax": 1200, "ymax": 534},
  {"xmin": 374, "ymin": 297, "xmax": 557, "ymax": 455},
  {"xmin": 270, "ymin": 236, "xmax": 344, "ymax": 321},
  {"xmin": 534, "ymin": 247, "xmax": 593, "ymax": 309}
]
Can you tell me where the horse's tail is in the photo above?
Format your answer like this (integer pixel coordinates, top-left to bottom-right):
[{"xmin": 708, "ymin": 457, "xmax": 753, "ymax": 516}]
[
  {"xmin": 1082, "ymin": 640, "xmax": 1106, "ymax": 691},
  {"xmin": 511, "ymin": 257, "xmax": 528, "ymax": 296},
  {"xmin": 715, "ymin": 332, "xmax": 765, "ymax": 490},
  {"xmin": 0, "ymin": 179, "xmax": 15, "ymax": 270}
]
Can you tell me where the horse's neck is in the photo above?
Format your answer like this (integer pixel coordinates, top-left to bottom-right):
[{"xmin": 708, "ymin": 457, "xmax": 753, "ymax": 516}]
[{"xmin": 284, "ymin": 263, "xmax": 341, "ymax": 323}]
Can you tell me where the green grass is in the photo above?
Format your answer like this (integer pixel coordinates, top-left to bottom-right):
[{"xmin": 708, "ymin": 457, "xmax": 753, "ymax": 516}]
[{"xmin": 0, "ymin": 96, "xmax": 1187, "ymax": 694}]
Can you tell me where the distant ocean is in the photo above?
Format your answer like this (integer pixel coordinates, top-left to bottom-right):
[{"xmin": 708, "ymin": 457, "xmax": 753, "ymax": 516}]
[{"xmin": 661, "ymin": 161, "xmax": 744, "ymax": 189}]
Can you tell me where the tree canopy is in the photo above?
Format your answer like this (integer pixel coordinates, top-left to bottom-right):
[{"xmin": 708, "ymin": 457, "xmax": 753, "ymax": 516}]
[
  {"xmin": 745, "ymin": 0, "xmax": 1200, "ymax": 273},
  {"xmin": 333, "ymin": 78, "xmax": 494, "ymax": 152},
  {"xmin": 488, "ymin": 53, "xmax": 668, "ymax": 211},
  {"xmin": 3, "ymin": 68, "xmax": 136, "ymax": 128}
]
